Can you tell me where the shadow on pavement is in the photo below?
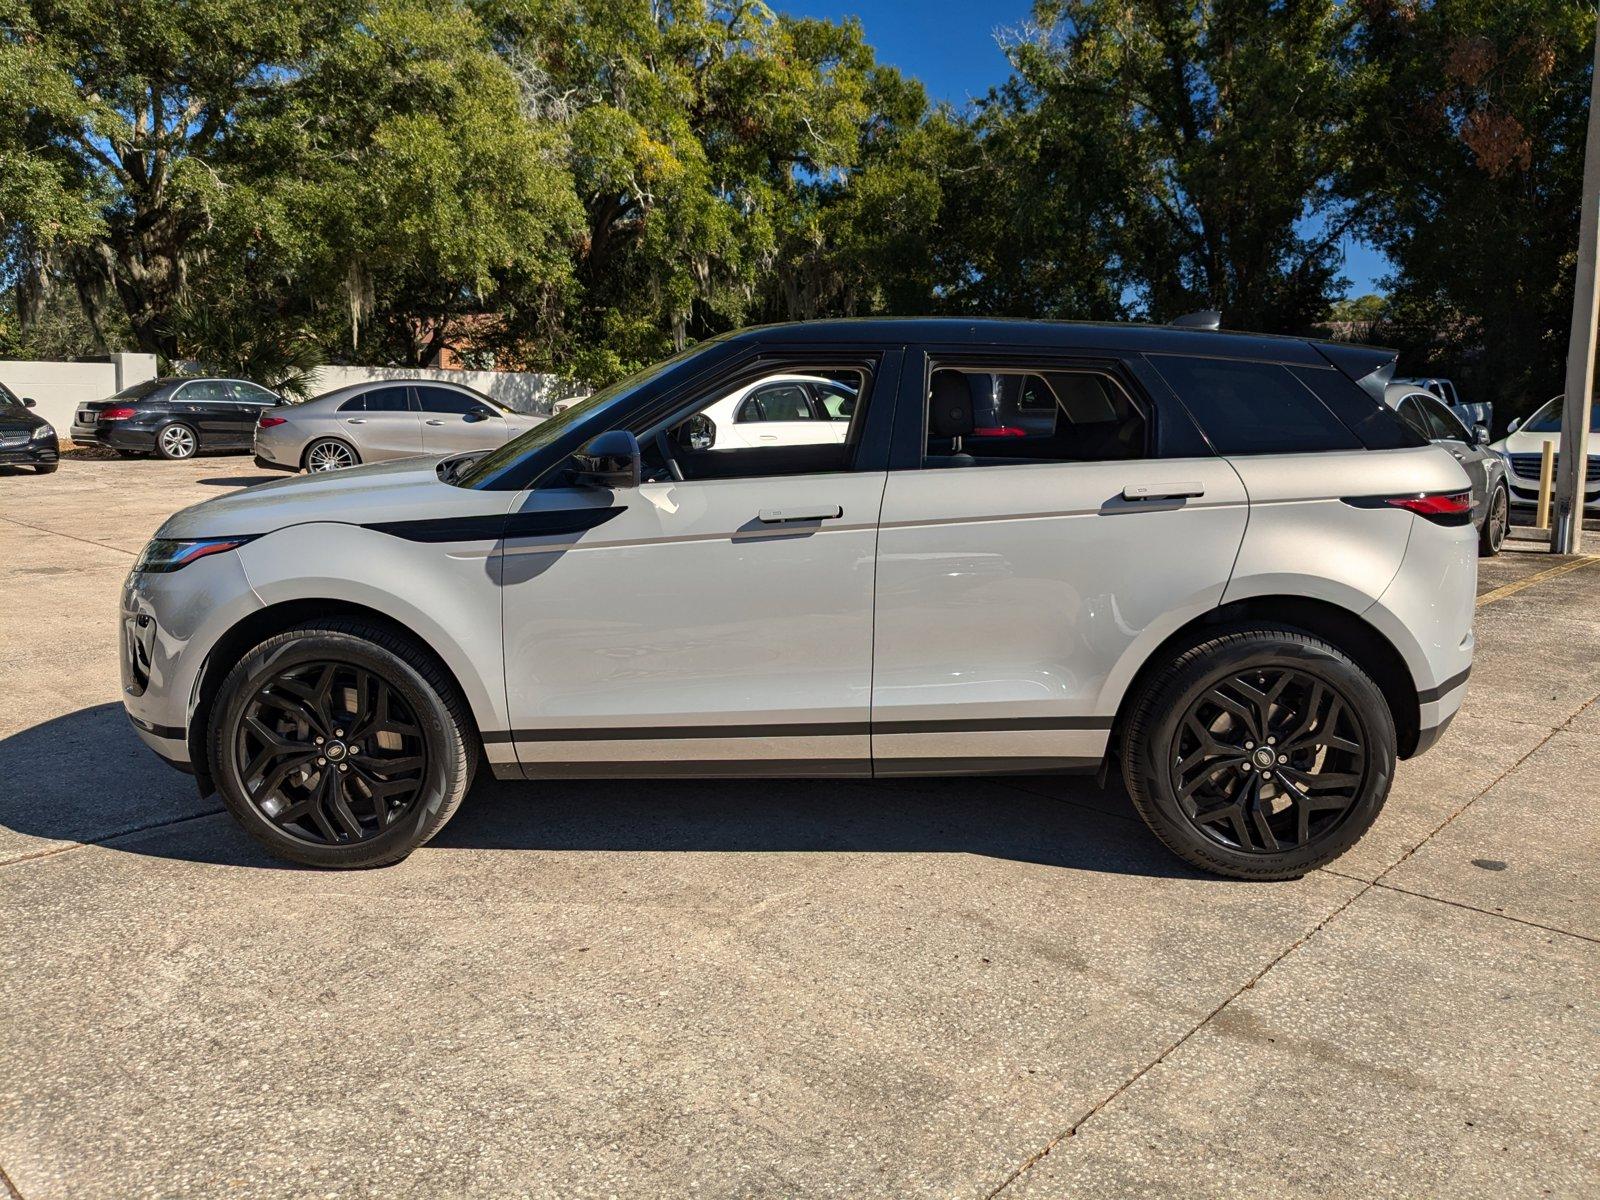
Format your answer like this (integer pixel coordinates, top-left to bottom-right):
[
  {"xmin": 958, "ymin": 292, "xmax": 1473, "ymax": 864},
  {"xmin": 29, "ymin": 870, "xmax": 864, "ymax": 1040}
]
[
  {"xmin": 196, "ymin": 474, "xmax": 279, "ymax": 488},
  {"xmin": 1, "ymin": 703, "xmax": 1197, "ymax": 879}
]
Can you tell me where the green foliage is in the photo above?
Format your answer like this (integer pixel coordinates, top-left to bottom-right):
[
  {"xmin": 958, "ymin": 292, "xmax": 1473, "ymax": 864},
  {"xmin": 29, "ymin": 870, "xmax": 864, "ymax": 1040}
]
[
  {"xmin": 1346, "ymin": 0, "xmax": 1592, "ymax": 418},
  {"xmin": 0, "ymin": 0, "xmax": 1594, "ymax": 410}
]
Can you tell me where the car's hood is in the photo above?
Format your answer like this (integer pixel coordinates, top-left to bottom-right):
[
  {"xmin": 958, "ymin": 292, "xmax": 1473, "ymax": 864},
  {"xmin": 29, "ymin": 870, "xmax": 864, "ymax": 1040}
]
[
  {"xmin": 1489, "ymin": 428, "xmax": 1600, "ymax": 457},
  {"xmin": 156, "ymin": 455, "xmax": 508, "ymax": 539}
]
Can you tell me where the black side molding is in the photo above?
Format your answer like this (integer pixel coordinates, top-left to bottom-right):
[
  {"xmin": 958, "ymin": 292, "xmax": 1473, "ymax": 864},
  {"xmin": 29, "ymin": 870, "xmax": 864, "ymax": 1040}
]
[
  {"xmin": 364, "ymin": 507, "xmax": 625, "ymax": 543},
  {"xmin": 1417, "ymin": 666, "xmax": 1470, "ymax": 705}
]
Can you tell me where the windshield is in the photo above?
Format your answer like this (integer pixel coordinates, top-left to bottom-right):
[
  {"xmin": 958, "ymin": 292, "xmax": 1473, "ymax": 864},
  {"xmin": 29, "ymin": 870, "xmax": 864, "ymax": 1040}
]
[
  {"xmin": 453, "ymin": 342, "xmax": 718, "ymax": 489},
  {"xmin": 1523, "ymin": 398, "xmax": 1600, "ymax": 434},
  {"xmin": 0, "ymin": 382, "xmax": 21, "ymax": 408}
]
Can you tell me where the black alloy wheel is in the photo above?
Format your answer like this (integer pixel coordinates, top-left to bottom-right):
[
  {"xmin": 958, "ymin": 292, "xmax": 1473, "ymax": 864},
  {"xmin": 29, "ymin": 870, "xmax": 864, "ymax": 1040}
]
[
  {"xmin": 211, "ymin": 621, "xmax": 475, "ymax": 868},
  {"xmin": 236, "ymin": 660, "xmax": 429, "ymax": 846},
  {"xmin": 1121, "ymin": 627, "xmax": 1396, "ymax": 880},
  {"xmin": 1171, "ymin": 668, "xmax": 1367, "ymax": 855}
]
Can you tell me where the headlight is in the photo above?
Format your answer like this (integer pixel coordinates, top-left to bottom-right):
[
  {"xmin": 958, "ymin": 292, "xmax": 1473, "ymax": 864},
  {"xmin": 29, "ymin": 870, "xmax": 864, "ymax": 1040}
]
[
  {"xmin": 30, "ymin": 424, "xmax": 54, "ymax": 441},
  {"xmin": 134, "ymin": 536, "xmax": 257, "ymax": 574}
]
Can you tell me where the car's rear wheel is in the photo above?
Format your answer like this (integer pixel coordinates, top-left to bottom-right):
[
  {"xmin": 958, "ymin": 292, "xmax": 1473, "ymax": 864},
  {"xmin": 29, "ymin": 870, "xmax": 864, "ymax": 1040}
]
[
  {"xmin": 209, "ymin": 621, "xmax": 476, "ymax": 868},
  {"xmin": 1480, "ymin": 482, "xmax": 1509, "ymax": 557},
  {"xmin": 156, "ymin": 423, "xmax": 199, "ymax": 460},
  {"xmin": 304, "ymin": 438, "xmax": 359, "ymax": 472},
  {"xmin": 1121, "ymin": 627, "xmax": 1395, "ymax": 880}
]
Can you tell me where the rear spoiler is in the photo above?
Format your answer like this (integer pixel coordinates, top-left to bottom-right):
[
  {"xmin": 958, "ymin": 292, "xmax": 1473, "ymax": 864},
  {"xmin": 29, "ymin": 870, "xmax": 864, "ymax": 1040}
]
[{"xmin": 1314, "ymin": 342, "xmax": 1397, "ymax": 405}]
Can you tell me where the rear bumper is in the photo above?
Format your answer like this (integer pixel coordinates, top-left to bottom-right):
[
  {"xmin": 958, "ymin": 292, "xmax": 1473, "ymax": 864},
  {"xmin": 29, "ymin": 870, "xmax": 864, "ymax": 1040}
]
[
  {"xmin": 254, "ymin": 453, "xmax": 297, "ymax": 473},
  {"xmin": 71, "ymin": 423, "xmax": 159, "ymax": 451}
]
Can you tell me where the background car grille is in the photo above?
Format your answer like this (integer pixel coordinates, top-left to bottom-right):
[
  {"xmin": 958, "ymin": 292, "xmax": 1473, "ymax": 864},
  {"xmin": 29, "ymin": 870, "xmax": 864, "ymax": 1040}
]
[{"xmin": 1508, "ymin": 453, "xmax": 1600, "ymax": 483}]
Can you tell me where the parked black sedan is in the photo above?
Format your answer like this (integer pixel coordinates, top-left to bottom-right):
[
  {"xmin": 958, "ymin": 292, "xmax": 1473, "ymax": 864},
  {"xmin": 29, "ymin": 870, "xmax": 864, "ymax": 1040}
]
[
  {"xmin": 70, "ymin": 376, "xmax": 285, "ymax": 460},
  {"xmin": 0, "ymin": 382, "xmax": 58, "ymax": 473}
]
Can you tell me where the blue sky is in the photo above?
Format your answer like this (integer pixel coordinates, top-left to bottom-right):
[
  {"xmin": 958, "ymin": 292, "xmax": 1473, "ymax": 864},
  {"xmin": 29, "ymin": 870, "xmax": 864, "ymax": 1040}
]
[{"xmin": 781, "ymin": 1, "xmax": 1390, "ymax": 296}]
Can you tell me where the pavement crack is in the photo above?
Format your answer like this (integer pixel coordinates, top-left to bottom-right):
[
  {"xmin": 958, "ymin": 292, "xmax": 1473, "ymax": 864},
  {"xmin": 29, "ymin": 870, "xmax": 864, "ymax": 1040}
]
[
  {"xmin": 0, "ymin": 807, "xmax": 225, "ymax": 871},
  {"xmin": 1366, "ymin": 880, "xmax": 1598, "ymax": 945},
  {"xmin": 983, "ymin": 878, "xmax": 1374, "ymax": 1199},
  {"xmin": 0, "ymin": 513, "xmax": 137, "ymax": 559},
  {"xmin": 0, "ymin": 1158, "xmax": 23, "ymax": 1199}
]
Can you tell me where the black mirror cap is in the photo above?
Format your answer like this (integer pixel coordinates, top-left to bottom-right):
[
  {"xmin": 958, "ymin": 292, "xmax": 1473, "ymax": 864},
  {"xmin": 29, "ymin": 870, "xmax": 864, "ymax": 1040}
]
[
  {"xmin": 22, "ymin": 397, "xmax": 36, "ymax": 407},
  {"xmin": 572, "ymin": 429, "xmax": 641, "ymax": 489}
]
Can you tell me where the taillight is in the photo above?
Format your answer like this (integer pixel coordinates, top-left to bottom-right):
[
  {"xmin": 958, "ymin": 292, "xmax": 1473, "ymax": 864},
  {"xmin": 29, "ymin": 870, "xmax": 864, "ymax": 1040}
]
[
  {"xmin": 1343, "ymin": 490, "xmax": 1474, "ymax": 526},
  {"xmin": 100, "ymin": 406, "xmax": 137, "ymax": 421},
  {"xmin": 258, "ymin": 415, "xmax": 287, "ymax": 428}
]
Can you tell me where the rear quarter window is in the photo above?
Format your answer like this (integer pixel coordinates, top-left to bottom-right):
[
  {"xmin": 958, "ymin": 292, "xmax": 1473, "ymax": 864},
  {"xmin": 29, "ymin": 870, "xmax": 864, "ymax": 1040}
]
[{"xmin": 1149, "ymin": 356, "xmax": 1363, "ymax": 455}]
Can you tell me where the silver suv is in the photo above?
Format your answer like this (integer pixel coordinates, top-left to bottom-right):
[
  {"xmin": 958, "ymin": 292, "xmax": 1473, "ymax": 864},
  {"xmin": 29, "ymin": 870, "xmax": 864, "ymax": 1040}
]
[{"xmin": 122, "ymin": 320, "xmax": 1476, "ymax": 880}]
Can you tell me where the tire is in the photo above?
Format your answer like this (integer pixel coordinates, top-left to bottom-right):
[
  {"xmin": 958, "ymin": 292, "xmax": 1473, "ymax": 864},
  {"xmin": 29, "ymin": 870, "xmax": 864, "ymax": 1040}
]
[
  {"xmin": 1479, "ymin": 482, "xmax": 1509, "ymax": 557},
  {"xmin": 155, "ymin": 422, "xmax": 199, "ymax": 460},
  {"xmin": 304, "ymin": 438, "xmax": 360, "ymax": 472},
  {"xmin": 1120, "ymin": 626, "xmax": 1396, "ymax": 881},
  {"xmin": 115, "ymin": 449, "xmax": 143, "ymax": 458},
  {"xmin": 35, "ymin": 462, "xmax": 58, "ymax": 474},
  {"xmin": 209, "ymin": 620, "xmax": 477, "ymax": 868}
]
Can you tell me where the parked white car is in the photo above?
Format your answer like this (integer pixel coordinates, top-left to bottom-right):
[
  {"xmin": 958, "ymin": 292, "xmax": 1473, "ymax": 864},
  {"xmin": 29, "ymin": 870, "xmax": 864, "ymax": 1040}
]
[
  {"xmin": 1488, "ymin": 395, "xmax": 1600, "ymax": 513},
  {"xmin": 124, "ymin": 319, "xmax": 1476, "ymax": 881}
]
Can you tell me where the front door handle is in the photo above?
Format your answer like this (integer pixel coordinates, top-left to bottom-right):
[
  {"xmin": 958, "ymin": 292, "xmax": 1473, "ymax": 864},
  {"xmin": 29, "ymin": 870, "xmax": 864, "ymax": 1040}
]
[
  {"xmin": 425, "ymin": 419, "xmax": 445, "ymax": 426},
  {"xmin": 1123, "ymin": 481, "xmax": 1205, "ymax": 502},
  {"xmin": 758, "ymin": 505, "xmax": 843, "ymax": 523}
]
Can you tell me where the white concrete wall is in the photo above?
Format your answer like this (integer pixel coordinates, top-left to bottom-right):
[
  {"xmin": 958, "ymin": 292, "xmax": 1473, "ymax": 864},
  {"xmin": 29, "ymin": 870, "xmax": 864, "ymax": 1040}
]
[
  {"xmin": 307, "ymin": 365, "xmax": 587, "ymax": 415},
  {"xmin": 0, "ymin": 354, "xmax": 159, "ymax": 435}
]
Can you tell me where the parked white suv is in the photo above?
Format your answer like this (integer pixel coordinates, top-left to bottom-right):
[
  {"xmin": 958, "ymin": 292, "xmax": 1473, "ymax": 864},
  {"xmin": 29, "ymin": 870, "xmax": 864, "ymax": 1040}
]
[{"xmin": 123, "ymin": 320, "xmax": 1476, "ymax": 879}]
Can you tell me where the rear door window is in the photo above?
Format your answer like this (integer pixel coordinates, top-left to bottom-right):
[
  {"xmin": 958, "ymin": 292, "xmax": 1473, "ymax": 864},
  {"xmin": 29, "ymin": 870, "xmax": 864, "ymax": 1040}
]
[
  {"xmin": 1150, "ymin": 356, "xmax": 1362, "ymax": 455},
  {"xmin": 362, "ymin": 387, "xmax": 413, "ymax": 413}
]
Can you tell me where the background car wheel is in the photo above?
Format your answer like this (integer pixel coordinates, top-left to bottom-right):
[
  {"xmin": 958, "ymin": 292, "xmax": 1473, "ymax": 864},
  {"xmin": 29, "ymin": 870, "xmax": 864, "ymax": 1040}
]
[
  {"xmin": 35, "ymin": 463, "xmax": 57, "ymax": 474},
  {"xmin": 1480, "ymin": 482, "xmax": 1509, "ymax": 557},
  {"xmin": 209, "ymin": 620, "xmax": 477, "ymax": 868},
  {"xmin": 1120, "ymin": 626, "xmax": 1396, "ymax": 880},
  {"xmin": 304, "ymin": 438, "xmax": 359, "ymax": 472},
  {"xmin": 156, "ymin": 423, "xmax": 199, "ymax": 460},
  {"xmin": 115, "ymin": 449, "xmax": 143, "ymax": 458}
]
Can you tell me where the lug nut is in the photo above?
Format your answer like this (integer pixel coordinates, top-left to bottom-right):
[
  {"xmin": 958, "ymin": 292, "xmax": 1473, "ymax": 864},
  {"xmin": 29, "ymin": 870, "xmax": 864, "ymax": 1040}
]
[
  {"xmin": 1267, "ymin": 737, "xmax": 1276, "ymax": 745},
  {"xmin": 1245, "ymin": 741, "xmax": 1254, "ymax": 749},
  {"xmin": 316, "ymin": 756, "xmax": 326, "ymax": 766},
  {"xmin": 1278, "ymin": 754, "xmax": 1288, "ymax": 764},
  {"xmin": 334, "ymin": 728, "xmax": 344, "ymax": 737},
  {"xmin": 338, "ymin": 763, "xmax": 348, "ymax": 773},
  {"xmin": 315, "ymin": 736, "xmax": 324, "ymax": 745}
]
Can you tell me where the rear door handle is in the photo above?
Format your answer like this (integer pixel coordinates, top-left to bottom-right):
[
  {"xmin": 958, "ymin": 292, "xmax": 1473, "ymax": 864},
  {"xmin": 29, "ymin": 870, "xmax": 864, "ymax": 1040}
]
[
  {"xmin": 425, "ymin": 419, "xmax": 445, "ymax": 426},
  {"xmin": 1123, "ymin": 481, "xmax": 1205, "ymax": 502},
  {"xmin": 346, "ymin": 418, "xmax": 367, "ymax": 424},
  {"xmin": 759, "ymin": 505, "xmax": 843, "ymax": 523}
]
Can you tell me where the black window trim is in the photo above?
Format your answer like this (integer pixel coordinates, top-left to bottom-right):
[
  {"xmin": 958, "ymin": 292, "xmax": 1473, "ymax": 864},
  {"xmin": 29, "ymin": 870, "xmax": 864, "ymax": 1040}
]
[{"xmin": 1144, "ymin": 352, "xmax": 1378, "ymax": 458}]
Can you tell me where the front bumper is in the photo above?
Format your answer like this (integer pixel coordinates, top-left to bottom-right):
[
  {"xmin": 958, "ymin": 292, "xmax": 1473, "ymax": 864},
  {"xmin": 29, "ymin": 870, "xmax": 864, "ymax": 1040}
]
[
  {"xmin": 120, "ymin": 549, "xmax": 265, "ymax": 777},
  {"xmin": 0, "ymin": 438, "xmax": 57, "ymax": 465}
]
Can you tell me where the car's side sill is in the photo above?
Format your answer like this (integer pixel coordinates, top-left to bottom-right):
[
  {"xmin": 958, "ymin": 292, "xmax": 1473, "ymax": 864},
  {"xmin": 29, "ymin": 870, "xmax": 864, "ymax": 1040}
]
[{"xmin": 491, "ymin": 756, "xmax": 1102, "ymax": 782}]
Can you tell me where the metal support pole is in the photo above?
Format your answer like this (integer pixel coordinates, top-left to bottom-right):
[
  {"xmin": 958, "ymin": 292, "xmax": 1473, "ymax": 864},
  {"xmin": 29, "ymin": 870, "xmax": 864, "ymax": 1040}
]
[{"xmin": 1553, "ymin": 11, "xmax": 1600, "ymax": 553}]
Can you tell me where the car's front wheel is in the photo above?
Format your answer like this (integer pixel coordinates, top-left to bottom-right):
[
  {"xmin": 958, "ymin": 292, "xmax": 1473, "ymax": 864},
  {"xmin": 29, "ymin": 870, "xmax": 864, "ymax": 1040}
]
[
  {"xmin": 1121, "ymin": 627, "xmax": 1396, "ymax": 880},
  {"xmin": 209, "ymin": 620, "xmax": 476, "ymax": 868}
]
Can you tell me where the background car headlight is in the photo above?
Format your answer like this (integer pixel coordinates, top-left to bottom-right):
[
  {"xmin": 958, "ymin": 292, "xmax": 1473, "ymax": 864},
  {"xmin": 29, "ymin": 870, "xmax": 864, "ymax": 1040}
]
[{"xmin": 134, "ymin": 536, "xmax": 257, "ymax": 573}]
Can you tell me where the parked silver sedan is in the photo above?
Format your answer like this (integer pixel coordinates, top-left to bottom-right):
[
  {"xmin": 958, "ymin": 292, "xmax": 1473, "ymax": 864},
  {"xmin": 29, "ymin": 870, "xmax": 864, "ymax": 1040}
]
[{"xmin": 254, "ymin": 380, "xmax": 540, "ymax": 473}]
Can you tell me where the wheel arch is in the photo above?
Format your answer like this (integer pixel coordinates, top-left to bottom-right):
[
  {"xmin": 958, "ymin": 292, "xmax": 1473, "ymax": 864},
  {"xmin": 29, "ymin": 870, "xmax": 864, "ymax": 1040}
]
[
  {"xmin": 1103, "ymin": 594, "xmax": 1423, "ymax": 782},
  {"xmin": 187, "ymin": 597, "xmax": 482, "ymax": 794}
]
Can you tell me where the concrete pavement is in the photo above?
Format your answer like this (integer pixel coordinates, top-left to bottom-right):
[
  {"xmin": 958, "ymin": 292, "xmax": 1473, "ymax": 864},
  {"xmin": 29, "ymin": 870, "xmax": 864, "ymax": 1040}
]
[{"xmin": 2, "ymin": 457, "xmax": 1596, "ymax": 1198}]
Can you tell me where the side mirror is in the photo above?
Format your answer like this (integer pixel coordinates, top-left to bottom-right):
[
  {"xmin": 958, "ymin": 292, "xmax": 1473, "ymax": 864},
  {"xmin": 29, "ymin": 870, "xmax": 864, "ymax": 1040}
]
[
  {"xmin": 675, "ymin": 413, "xmax": 716, "ymax": 451},
  {"xmin": 1473, "ymin": 423, "xmax": 1490, "ymax": 446},
  {"xmin": 22, "ymin": 397, "xmax": 35, "ymax": 408},
  {"xmin": 1508, "ymin": 417, "xmax": 1521, "ymax": 433},
  {"xmin": 463, "ymin": 408, "xmax": 491, "ymax": 423},
  {"xmin": 572, "ymin": 429, "xmax": 641, "ymax": 489}
]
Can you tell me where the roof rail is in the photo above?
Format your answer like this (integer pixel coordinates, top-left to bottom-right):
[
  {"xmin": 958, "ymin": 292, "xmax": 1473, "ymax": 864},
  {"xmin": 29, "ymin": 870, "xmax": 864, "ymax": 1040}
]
[{"xmin": 1168, "ymin": 310, "xmax": 1222, "ymax": 330}]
